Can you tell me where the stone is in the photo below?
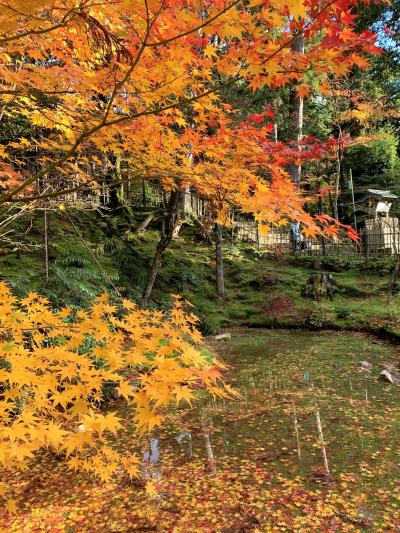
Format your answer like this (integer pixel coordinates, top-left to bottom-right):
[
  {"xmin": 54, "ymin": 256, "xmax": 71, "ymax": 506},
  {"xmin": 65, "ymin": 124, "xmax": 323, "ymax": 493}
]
[
  {"xmin": 302, "ymin": 272, "xmax": 336, "ymax": 300},
  {"xmin": 214, "ymin": 333, "xmax": 232, "ymax": 340},
  {"xmin": 359, "ymin": 361, "xmax": 373, "ymax": 374},
  {"xmin": 378, "ymin": 368, "xmax": 400, "ymax": 385}
]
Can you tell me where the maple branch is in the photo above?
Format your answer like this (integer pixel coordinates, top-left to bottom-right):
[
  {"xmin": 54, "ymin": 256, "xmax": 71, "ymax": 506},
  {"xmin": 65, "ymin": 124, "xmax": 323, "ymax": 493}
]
[
  {"xmin": 99, "ymin": 0, "xmax": 161, "ymax": 124},
  {"xmin": 145, "ymin": 0, "xmax": 242, "ymax": 48},
  {"xmin": 0, "ymin": 5, "xmax": 81, "ymax": 44},
  {"xmin": 0, "ymin": 0, "xmax": 350, "ymax": 205},
  {"xmin": 3, "ymin": 165, "xmax": 199, "ymax": 203},
  {"xmin": 0, "ymin": 89, "xmax": 78, "ymax": 96}
]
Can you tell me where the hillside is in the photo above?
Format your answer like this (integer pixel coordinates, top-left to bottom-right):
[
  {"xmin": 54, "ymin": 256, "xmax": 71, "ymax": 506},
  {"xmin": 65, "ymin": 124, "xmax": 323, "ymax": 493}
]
[{"xmin": 2, "ymin": 208, "xmax": 400, "ymax": 339}]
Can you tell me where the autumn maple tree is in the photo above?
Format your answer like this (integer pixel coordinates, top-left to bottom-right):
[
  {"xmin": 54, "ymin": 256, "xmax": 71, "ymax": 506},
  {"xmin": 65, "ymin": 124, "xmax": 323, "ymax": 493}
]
[{"xmin": 0, "ymin": 0, "xmax": 378, "ymax": 214}]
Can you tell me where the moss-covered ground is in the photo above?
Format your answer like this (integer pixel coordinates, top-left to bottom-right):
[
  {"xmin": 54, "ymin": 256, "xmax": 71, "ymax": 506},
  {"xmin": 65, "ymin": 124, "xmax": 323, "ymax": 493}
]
[
  {"xmin": 1, "ymin": 209, "xmax": 400, "ymax": 531},
  {"xmin": 2, "ymin": 208, "xmax": 400, "ymax": 339}
]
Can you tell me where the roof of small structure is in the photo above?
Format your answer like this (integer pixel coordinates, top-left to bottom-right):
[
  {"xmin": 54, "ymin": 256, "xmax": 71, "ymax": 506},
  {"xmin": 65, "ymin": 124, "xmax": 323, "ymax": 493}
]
[{"xmin": 367, "ymin": 189, "xmax": 398, "ymax": 200}]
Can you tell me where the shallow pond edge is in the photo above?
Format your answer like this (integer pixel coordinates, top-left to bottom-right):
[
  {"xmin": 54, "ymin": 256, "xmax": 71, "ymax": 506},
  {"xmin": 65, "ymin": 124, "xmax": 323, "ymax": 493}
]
[{"xmin": 221, "ymin": 320, "xmax": 400, "ymax": 345}]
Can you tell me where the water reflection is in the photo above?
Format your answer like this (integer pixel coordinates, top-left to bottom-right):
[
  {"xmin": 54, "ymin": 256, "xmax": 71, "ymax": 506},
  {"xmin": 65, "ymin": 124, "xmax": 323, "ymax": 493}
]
[
  {"xmin": 147, "ymin": 331, "xmax": 399, "ymax": 490},
  {"xmin": 142, "ymin": 438, "xmax": 161, "ymax": 480},
  {"xmin": 176, "ymin": 431, "xmax": 192, "ymax": 459}
]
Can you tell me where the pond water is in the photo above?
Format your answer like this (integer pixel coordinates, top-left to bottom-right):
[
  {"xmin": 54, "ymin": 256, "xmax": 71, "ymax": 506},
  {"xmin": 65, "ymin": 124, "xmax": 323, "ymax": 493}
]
[{"xmin": 141, "ymin": 330, "xmax": 400, "ymax": 530}]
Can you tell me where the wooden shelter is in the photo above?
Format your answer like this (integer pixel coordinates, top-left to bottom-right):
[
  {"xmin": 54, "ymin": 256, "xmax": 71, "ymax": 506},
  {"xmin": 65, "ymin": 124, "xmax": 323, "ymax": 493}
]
[{"xmin": 363, "ymin": 189, "xmax": 399, "ymax": 256}]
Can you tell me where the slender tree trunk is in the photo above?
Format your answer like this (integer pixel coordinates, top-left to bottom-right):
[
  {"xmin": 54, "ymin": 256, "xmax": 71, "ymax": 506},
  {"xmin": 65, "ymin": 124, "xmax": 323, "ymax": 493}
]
[
  {"xmin": 318, "ymin": 181, "xmax": 327, "ymax": 256},
  {"xmin": 142, "ymin": 190, "xmax": 184, "ymax": 305},
  {"xmin": 116, "ymin": 153, "xmax": 123, "ymax": 201},
  {"xmin": 287, "ymin": 35, "xmax": 304, "ymax": 189},
  {"xmin": 272, "ymin": 123, "xmax": 278, "ymax": 143},
  {"xmin": 44, "ymin": 204, "xmax": 49, "ymax": 280},
  {"xmin": 101, "ymin": 154, "xmax": 109, "ymax": 205},
  {"xmin": 328, "ymin": 190, "xmax": 335, "ymax": 219},
  {"xmin": 142, "ymin": 179, "xmax": 147, "ymax": 207},
  {"xmin": 109, "ymin": 154, "xmax": 123, "ymax": 208},
  {"xmin": 334, "ymin": 153, "xmax": 340, "ymax": 221},
  {"xmin": 333, "ymin": 126, "xmax": 343, "ymax": 221},
  {"xmin": 215, "ymin": 223, "xmax": 225, "ymax": 298}
]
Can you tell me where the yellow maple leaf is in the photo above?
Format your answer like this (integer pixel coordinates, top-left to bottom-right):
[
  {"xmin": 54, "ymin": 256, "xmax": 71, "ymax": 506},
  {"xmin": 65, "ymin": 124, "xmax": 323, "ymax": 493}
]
[
  {"xmin": 146, "ymin": 481, "xmax": 158, "ymax": 498},
  {"xmin": 174, "ymin": 386, "xmax": 194, "ymax": 405},
  {"xmin": 203, "ymin": 44, "xmax": 218, "ymax": 59},
  {"xmin": 117, "ymin": 380, "xmax": 134, "ymax": 401},
  {"xmin": 5, "ymin": 499, "xmax": 17, "ymax": 514}
]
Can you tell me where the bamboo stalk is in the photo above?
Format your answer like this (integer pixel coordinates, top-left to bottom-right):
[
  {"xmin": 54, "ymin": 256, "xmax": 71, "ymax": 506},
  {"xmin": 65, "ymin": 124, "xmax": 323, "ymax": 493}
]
[
  {"xmin": 315, "ymin": 409, "xmax": 330, "ymax": 475},
  {"xmin": 292, "ymin": 402, "xmax": 301, "ymax": 461}
]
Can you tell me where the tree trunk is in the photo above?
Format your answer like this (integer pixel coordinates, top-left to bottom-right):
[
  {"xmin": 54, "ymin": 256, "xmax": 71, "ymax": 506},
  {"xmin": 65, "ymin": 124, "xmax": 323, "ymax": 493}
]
[
  {"xmin": 142, "ymin": 190, "xmax": 184, "ymax": 305},
  {"xmin": 215, "ymin": 223, "xmax": 225, "ymax": 298},
  {"xmin": 318, "ymin": 181, "xmax": 327, "ymax": 256},
  {"xmin": 287, "ymin": 35, "xmax": 304, "ymax": 189},
  {"xmin": 272, "ymin": 123, "xmax": 278, "ymax": 143},
  {"xmin": 44, "ymin": 204, "xmax": 49, "ymax": 280},
  {"xmin": 135, "ymin": 212, "xmax": 154, "ymax": 235},
  {"xmin": 333, "ymin": 127, "xmax": 343, "ymax": 221},
  {"xmin": 109, "ymin": 153, "xmax": 123, "ymax": 209}
]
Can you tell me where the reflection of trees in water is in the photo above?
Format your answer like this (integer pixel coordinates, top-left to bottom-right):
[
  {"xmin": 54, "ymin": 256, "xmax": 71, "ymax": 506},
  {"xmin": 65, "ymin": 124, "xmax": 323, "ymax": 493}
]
[
  {"xmin": 142, "ymin": 438, "xmax": 161, "ymax": 480},
  {"xmin": 201, "ymin": 409, "xmax": 217, "ymax": 474},
  {"xmin": 177, "ymin": 431, "xmax": 192, "ymax": 459}
]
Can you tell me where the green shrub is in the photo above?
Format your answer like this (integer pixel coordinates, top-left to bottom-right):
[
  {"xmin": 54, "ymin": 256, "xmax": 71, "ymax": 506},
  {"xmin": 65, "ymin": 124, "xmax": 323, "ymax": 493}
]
[{"xmin": 336, "ymin": 306, "xmax": 351, "ymax": 319}]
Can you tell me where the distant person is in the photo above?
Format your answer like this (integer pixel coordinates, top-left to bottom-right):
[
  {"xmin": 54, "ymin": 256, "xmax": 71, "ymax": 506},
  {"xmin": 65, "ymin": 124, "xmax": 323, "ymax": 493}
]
[{"xmin": 290, "ymin": 222, "xmax": 301, "ymax": 253}]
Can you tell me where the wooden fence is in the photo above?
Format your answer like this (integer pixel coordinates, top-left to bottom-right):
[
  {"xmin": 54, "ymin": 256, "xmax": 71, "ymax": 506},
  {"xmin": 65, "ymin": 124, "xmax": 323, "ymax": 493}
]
[
  {"xmin": 232, "ymin": 214, "xmax": 400, "ymax": 259},
  {"xmin": 47, "ymin": 179, "xmax": 400, "ymax": 259}
]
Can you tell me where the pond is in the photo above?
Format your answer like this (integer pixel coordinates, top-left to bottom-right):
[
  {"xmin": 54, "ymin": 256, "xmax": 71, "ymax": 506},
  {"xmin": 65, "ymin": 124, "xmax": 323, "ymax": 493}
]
[
  {"xmin": 3, "ymin": 330, "xmax": 400, "ymax": 532},
  {"xmin": 141, "ymin": 330, "xmax": 400, "ymax": 531}
]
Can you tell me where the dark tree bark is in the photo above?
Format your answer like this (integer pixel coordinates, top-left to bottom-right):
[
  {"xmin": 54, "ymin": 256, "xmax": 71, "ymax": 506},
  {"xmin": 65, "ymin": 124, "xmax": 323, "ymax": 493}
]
[
  {"xmin": 142, "ymin": 190, "xmax": 184, "ymax": 306},
  {"xmin": 287, "ymin": 35, "xmax": 304, "ymax": 189},
  {"xmin": 318, "ymin": 181, "xmax": 327, "ymax": 256},
  {"xmin": 215, "ymin": 223, "xmax": 225, "ymax": 298}
]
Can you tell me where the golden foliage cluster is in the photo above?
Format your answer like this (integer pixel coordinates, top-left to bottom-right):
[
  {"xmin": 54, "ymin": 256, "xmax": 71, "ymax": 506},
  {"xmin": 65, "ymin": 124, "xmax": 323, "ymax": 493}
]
[{"xmin": 0, "ymin": 282, "xmax": 229, "ymax": 482}]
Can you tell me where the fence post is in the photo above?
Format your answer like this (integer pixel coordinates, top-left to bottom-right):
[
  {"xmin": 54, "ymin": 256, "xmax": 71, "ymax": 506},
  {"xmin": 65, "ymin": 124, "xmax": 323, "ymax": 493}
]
[
  {"xmin": 364, "ymin": 229, "xmax": 369, "ymax": 263},
  {"xmin": 322, "ymin": 236, "xmax": 327, "ymax": 257}
]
